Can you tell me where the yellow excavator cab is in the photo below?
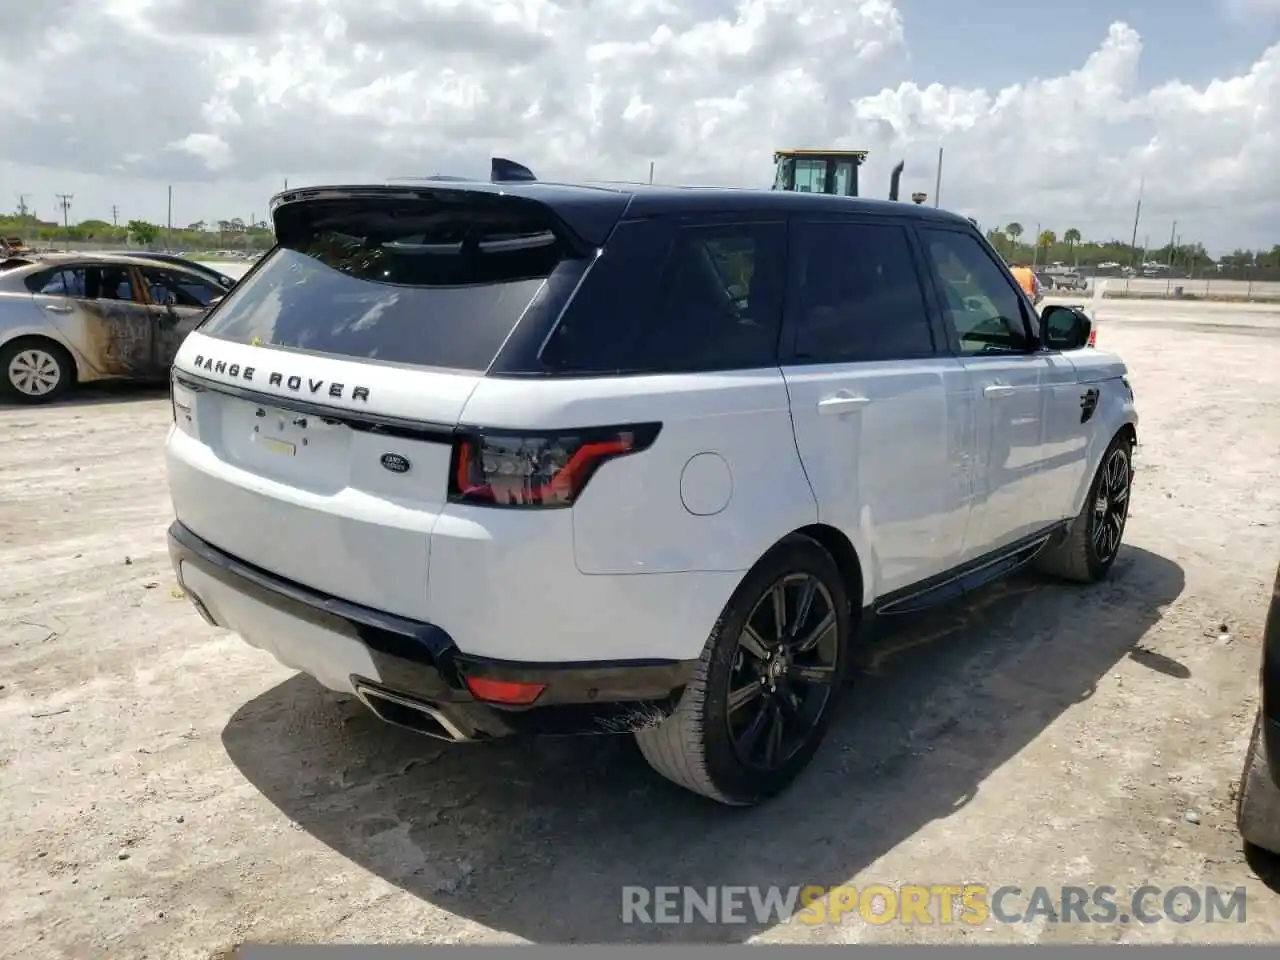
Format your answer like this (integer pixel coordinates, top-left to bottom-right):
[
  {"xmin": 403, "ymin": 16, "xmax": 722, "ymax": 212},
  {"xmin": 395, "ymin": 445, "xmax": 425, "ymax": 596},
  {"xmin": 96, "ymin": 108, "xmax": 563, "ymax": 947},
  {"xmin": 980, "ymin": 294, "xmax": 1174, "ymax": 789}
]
[{"xmin": 771, "ymin": 149, "xmax": 869, "ymax": 197}]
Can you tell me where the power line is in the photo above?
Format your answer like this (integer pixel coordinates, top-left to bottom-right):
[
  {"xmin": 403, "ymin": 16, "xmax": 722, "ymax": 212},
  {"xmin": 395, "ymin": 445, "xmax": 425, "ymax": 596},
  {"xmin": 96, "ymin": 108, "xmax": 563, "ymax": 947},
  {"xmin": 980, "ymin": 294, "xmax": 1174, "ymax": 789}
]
[
  {"xmin": 55, "ymin": 193, "xmax": 74, "ymax": 228},
  {"xmin": 111, "ymin": 205, "xmax": 119, "ymax": 227}
]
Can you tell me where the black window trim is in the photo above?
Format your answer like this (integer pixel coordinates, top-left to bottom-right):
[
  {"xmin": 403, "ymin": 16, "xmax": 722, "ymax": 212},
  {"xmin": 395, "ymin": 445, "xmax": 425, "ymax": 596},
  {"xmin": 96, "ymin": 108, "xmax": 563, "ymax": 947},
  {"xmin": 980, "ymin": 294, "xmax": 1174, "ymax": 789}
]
[
  {"xmin": 777, "ymin": 212, "xmax": 947, "ymax": 367},
  {"xmin": 913, "ymin": 223, "xmax": 1040, "ymax": 359}
]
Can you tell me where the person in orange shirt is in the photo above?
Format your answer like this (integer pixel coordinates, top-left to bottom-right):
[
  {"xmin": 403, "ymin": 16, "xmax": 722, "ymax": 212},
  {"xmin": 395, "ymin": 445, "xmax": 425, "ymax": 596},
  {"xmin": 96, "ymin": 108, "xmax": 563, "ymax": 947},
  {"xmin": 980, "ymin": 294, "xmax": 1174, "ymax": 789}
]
[{"xmin": 1008, "ymin": 262, "xmax": 1042, "ymax": 305}]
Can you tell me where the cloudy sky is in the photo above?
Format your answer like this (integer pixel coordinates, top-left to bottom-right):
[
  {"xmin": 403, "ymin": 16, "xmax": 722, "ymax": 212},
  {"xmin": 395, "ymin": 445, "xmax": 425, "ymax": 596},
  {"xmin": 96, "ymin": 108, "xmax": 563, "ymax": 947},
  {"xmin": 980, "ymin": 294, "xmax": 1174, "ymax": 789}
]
[{"xmin": 1, "ymin": 0, "xmax": 1276, "ymax": 253}]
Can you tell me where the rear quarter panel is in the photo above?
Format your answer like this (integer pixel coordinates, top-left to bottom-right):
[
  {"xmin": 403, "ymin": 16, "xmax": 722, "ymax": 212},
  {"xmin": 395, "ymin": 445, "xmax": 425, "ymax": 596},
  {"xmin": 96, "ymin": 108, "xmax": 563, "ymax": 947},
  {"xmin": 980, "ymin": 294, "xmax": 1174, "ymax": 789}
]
[
  {"xmin": 0, "ymin": 292, "xmax": 101, "ymax": 383},
  {"xmin": 459, "ymin": 370, "xmax": 820, "ymax": 576}
]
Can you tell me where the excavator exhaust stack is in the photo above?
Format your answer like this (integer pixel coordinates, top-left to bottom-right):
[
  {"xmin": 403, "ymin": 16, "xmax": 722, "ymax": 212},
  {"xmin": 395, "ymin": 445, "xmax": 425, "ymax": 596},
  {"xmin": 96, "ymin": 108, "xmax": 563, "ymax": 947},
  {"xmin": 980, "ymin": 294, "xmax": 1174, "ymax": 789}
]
[{"xmin": 888, "ymin": 161, "xmax": 905, "ymax": 202}]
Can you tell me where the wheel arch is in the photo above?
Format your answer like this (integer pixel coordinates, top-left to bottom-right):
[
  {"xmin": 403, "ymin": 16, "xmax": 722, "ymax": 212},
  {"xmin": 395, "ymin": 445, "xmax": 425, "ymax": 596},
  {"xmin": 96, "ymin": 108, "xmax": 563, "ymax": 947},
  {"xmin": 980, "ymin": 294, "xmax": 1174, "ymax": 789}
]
[
  {"xmin": 1, "ymin": 331, "xmax": 83, "ymax": 380},
  {"xmin": 1070, "ymin": 403, "xmax": 1138, "ymax": 515},
  {"xmin": 775, "ymin": 523, "xmax": 868, "ymax": 615}
]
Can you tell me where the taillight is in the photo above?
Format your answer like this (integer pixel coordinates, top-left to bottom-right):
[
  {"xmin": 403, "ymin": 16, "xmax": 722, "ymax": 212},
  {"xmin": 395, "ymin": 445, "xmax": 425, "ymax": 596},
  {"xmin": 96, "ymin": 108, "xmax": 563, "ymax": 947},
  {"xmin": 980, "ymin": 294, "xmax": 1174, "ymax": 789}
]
[
  {"xmin": 1087, "ymin": 328, "xmax": 1097, "ymax": 347},
  {"xmin": 170, "ymin": 370, "xmax": 196, "ymax": 433},
  {"xmin": 448, "ymin": 422, "xmax": 661, "ymax": 508}
]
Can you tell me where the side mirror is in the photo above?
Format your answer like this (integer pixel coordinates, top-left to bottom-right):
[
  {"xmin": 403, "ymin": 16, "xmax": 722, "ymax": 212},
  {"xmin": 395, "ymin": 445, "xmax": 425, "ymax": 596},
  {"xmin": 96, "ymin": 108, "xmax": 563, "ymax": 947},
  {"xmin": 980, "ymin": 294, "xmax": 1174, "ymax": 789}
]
[{"xmin": 1040, "ymin": 304, "xmax": 1091, "ymax": 351}]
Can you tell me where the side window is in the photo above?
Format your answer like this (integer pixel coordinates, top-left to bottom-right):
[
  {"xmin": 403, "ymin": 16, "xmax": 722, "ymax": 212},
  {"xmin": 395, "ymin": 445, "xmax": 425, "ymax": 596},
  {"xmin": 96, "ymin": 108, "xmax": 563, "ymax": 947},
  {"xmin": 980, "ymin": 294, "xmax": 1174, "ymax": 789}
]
[
  {"xmin": 789, "ymin": 220, "xmax": 935, "ymax": 363},
  {"xmin": 141, "ymin": 267, "xmax": 219, "ymax": 307},
  {"xmin": 540, "ymin": 219, "xmax": 785, "ymax": 374},
  {"xmin": 640, "ymin": 222, "xmax": 785, "ymax": 372},
  {"xmin": 27, "ymin": 267, "xmax": 86, "ymax": 297},
  {"xmin": 919, "ymin": 229, "xmax": 1032, "ymax": 355},
  {"xmin": 83, "ymin": 265, "xmax": 138, "ymax": 302},
  {"xmin": 538, "ymin": 218, "xmax": 670, "ymax": 375},
  {"xmin": 792, "ymin": 159, "xmax": 827, "ymax": 193}
]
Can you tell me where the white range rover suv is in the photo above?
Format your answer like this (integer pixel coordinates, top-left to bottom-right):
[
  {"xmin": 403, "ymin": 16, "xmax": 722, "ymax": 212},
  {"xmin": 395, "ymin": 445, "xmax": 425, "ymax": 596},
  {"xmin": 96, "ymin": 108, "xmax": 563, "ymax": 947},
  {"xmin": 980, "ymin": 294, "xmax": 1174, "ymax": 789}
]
[{"xmin": 165, "ymin": 172, "xmax": 1138, "ymax": 806}]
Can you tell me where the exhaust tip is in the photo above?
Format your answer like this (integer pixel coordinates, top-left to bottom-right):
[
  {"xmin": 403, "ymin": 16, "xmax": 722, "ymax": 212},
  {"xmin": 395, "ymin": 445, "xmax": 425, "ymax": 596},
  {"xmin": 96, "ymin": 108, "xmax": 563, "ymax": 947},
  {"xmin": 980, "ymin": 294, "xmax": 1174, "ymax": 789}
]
[{"xmin": 353, "ymin": 682, "xmax": 471, "ymax": 743}]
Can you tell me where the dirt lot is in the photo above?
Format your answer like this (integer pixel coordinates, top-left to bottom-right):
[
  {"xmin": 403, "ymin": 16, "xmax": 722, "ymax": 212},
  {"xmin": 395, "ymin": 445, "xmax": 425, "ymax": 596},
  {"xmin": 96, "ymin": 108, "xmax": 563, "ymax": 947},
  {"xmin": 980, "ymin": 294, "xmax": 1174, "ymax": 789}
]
[{"xmin": 3, "ymin": 300, "xmax": 1280, "ymax": 957}]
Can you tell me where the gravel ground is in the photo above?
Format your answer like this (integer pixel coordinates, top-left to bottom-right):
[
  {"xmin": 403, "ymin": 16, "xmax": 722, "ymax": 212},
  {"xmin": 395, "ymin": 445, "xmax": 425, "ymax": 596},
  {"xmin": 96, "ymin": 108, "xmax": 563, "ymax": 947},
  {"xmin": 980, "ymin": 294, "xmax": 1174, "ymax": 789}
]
[{"xmin": 2, "ymin": 300, "xmax": 1279, "ymax": 957}]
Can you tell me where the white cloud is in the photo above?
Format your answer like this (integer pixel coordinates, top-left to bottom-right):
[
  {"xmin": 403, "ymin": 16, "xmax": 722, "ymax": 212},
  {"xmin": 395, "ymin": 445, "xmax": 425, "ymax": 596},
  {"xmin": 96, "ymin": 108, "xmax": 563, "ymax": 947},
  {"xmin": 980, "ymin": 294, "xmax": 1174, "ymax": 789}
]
[
  {"xmin": 0, "ymin": 0, "xmax": 1275, "ymax": 251},
  {"xmin": 168, "ymin": 133, "xmax": 234, "ymax": 171}
]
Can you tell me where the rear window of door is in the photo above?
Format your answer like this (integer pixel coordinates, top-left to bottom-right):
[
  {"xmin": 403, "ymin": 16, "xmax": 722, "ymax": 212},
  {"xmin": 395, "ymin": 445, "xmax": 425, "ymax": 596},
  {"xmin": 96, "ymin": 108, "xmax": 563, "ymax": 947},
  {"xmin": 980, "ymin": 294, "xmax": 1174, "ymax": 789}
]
[
  {"xmin": 28, "ymin": 264, "xmax": 137, "ymax": 301},
  {"xmin": 785, "ymin": 219, "xmax": 937, "ymax": 363},
  {"xmin": 27, "ymin": 266, "xmax": 87, "ymax": 297},
  {"xmin": 197, "ymin": 192, "xmax": 590, "ymax": 372}
]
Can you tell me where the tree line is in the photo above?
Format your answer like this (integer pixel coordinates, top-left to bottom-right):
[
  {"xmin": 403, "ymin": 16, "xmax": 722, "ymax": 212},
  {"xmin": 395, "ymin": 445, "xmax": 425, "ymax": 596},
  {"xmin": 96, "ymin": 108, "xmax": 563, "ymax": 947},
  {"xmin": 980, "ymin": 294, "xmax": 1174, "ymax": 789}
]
[
  {"xmin": 0, "ymin": 213, "xmax": 275, "ymax": 251},
  {"xmin": 982, "ymin": 222, "xmax": 1280, "ymax": 274},
  {"xmin": 4, "ymin": 209, "xmax": 1278, "ymax": 274}
]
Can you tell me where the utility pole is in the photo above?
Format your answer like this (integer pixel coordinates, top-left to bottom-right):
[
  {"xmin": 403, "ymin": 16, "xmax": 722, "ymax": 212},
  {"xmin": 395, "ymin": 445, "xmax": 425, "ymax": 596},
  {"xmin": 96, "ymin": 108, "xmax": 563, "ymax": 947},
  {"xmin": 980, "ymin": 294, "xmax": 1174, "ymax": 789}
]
[
  {"xmin": 55, "ymin": 193, "xmax": 73, "ymax": 228},
  {"xmin": 1128, "ymin": 177, "xmax": 1144, "ymax": 268},
  {"xmin": 648, "ymin": 161, "xmax": 654, "ymax": 185},
  {"xmin": 933, "ymin": 147, "xmax": 943, "ymax": 208},
  {"xmin": 167, "ymin": 185, "xmax": 173, "ymax": 250},
  {"xmin": 15, "ymin": 193, "xmax": 30, "ymax": 217},
  {"xmin": 1166, "ymin": 220, "xmax": 1177, "ymax": 269},
  {"xmin": 1032, "ymin": 222, "xmax": 1042, "ymax": 268},
  {"xmin": 111, "ymin": 204, "xmax": 119, "ymax": 227}
]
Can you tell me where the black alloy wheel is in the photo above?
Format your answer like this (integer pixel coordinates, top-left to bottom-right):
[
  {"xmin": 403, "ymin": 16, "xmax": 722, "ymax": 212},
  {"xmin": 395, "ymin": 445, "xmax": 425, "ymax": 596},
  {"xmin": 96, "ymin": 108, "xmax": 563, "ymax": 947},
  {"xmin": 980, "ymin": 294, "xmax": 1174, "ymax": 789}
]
[
  {"xmin": 1089, "ymin": 444, "xmax": 1131, "ymax": 565},
  {"xmin": 726, "ymin": 572, "xmax": 841, "ymax": 772}
]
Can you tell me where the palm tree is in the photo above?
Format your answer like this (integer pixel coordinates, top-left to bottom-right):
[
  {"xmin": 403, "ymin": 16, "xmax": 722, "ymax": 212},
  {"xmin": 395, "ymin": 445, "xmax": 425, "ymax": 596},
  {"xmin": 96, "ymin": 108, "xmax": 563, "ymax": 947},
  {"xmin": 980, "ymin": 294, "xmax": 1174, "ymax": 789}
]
[
  {"xmin": 1038, "ymin": 229, "xmax": 1057, "ymax": 260},
  {"xmin": 1005, "ymin": 222, "xmax": 1024, "ymax": 261},
  {"xmin": 1064, "ymin": 227, "xmax": 1081, "ymax": 266}
]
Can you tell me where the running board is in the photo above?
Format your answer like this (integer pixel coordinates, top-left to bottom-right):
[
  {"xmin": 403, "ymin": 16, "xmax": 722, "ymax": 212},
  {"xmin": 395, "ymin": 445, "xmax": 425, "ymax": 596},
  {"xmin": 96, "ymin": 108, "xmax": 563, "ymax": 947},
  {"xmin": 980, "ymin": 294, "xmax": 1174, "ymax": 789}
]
[{"xmin": 874, "ymin": 525, "xmax": 1066, "ymax": 617}]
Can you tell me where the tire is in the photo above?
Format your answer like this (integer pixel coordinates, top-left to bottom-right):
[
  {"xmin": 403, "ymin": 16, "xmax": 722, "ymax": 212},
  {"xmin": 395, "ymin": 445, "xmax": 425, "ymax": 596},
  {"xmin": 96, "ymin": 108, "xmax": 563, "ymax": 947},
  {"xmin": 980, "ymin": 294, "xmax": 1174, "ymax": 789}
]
[
  {"xmin": 1238, "ymin": 710, "xmax": 1280, "ymax": 856},
  {"xmin": 0, "ymin": 338, "xmax": 74, "ymax": 404},
  {"xmin": 635, "ymin": 534, "xmax": 853, "ymax": 806},
  {"xmin": 1034, "ymin": 431, "xmax": 1133, "ymax": 583}
]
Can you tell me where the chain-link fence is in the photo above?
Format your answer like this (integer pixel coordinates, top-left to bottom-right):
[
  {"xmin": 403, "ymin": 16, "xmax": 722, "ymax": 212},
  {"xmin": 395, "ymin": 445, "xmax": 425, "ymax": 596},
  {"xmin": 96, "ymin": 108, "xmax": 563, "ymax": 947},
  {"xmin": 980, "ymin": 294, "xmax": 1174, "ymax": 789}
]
[{"xmin": 1059, "ymin": 263, "xmax": 1280, "ymax": 301}]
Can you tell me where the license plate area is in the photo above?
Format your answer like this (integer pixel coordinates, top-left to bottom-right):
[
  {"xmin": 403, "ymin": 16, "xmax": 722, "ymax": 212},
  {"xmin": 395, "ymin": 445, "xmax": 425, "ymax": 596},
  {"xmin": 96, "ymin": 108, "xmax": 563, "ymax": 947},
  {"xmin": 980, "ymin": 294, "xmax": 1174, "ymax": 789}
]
[
  {"xmin": 256, "ymin": 434, "xmax": 296, "ymax": 457},
  {"xmin": 211, "ymin": 397, "xmax": 353, "ymax": 492}
]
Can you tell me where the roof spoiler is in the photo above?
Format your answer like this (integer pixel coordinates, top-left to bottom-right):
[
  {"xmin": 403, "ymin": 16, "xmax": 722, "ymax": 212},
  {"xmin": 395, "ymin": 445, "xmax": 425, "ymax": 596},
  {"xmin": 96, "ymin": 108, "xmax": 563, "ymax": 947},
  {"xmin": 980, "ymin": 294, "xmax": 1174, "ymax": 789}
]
[
  {"xmin": 491, "ymin": 157, "xmax": 537, "ymax": 183},
  {"xmin": 888, "ymin": 160, "xmax": 905, "ymax": 201}
]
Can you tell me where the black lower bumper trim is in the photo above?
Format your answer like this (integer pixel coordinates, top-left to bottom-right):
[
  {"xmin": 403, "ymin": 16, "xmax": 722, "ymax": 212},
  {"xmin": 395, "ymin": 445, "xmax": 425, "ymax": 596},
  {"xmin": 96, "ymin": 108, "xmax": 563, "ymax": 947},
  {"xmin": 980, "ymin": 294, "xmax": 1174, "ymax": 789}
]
[
  {"xmin": 1260, "ymin": 563, "xmax": 1280, "ymax": 785},
  {"xmin": 167, "ymin": 520, "xmax": 697, "ymax": 738}
]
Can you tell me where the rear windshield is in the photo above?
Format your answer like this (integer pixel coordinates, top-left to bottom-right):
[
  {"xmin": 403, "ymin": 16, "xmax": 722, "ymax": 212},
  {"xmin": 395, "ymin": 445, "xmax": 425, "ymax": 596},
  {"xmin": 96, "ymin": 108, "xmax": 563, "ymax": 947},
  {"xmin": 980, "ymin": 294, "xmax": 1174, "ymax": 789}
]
[{"xmin": 198, "ymin": 192, "xmax": 583, "ymax": 372}]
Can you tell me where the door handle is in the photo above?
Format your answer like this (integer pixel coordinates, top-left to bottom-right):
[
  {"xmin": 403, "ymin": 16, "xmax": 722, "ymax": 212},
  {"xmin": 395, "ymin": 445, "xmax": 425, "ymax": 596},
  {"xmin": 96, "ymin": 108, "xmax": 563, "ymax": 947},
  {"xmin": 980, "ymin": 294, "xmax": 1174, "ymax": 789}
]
[
  {"xmin": 817, "ymin": 393, "xmax": 872, "ymax": 415},
  {"xmin": 43, "ymin": 303, "xmax": 74, "ymax": 314},
  {"xmin": 983, "ymin": 383, "xmax": 1015, "ymax": 399}
]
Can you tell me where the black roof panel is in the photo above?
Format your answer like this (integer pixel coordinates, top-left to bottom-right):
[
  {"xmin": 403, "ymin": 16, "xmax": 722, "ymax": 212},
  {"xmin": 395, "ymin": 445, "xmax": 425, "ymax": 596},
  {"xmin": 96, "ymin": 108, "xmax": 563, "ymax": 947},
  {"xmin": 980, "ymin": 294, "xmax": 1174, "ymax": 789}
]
[{"xmin": 269, "ymin": 179, "xmax": 972, "ymax": 249}]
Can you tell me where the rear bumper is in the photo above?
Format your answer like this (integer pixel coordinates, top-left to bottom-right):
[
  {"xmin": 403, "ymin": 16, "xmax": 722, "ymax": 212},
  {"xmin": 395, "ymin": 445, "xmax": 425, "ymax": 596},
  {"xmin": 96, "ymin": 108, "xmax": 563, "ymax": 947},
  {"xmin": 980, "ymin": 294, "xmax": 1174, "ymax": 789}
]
[
  {"xmin": 1260, "ymin": 561, "xmax": 1280, "ymax": 785},
  {"xmin": 167, "ymin": 520, "xmax": 697, "ymax": 740}
]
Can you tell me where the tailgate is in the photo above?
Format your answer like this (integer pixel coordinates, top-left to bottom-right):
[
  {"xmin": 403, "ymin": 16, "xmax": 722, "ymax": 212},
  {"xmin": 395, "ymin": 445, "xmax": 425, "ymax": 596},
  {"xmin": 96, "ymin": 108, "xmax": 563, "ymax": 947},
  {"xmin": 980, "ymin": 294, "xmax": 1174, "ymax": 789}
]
[{"xmin": 168, "ymin": 336, "xmax": 478, "ymax": 621}]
